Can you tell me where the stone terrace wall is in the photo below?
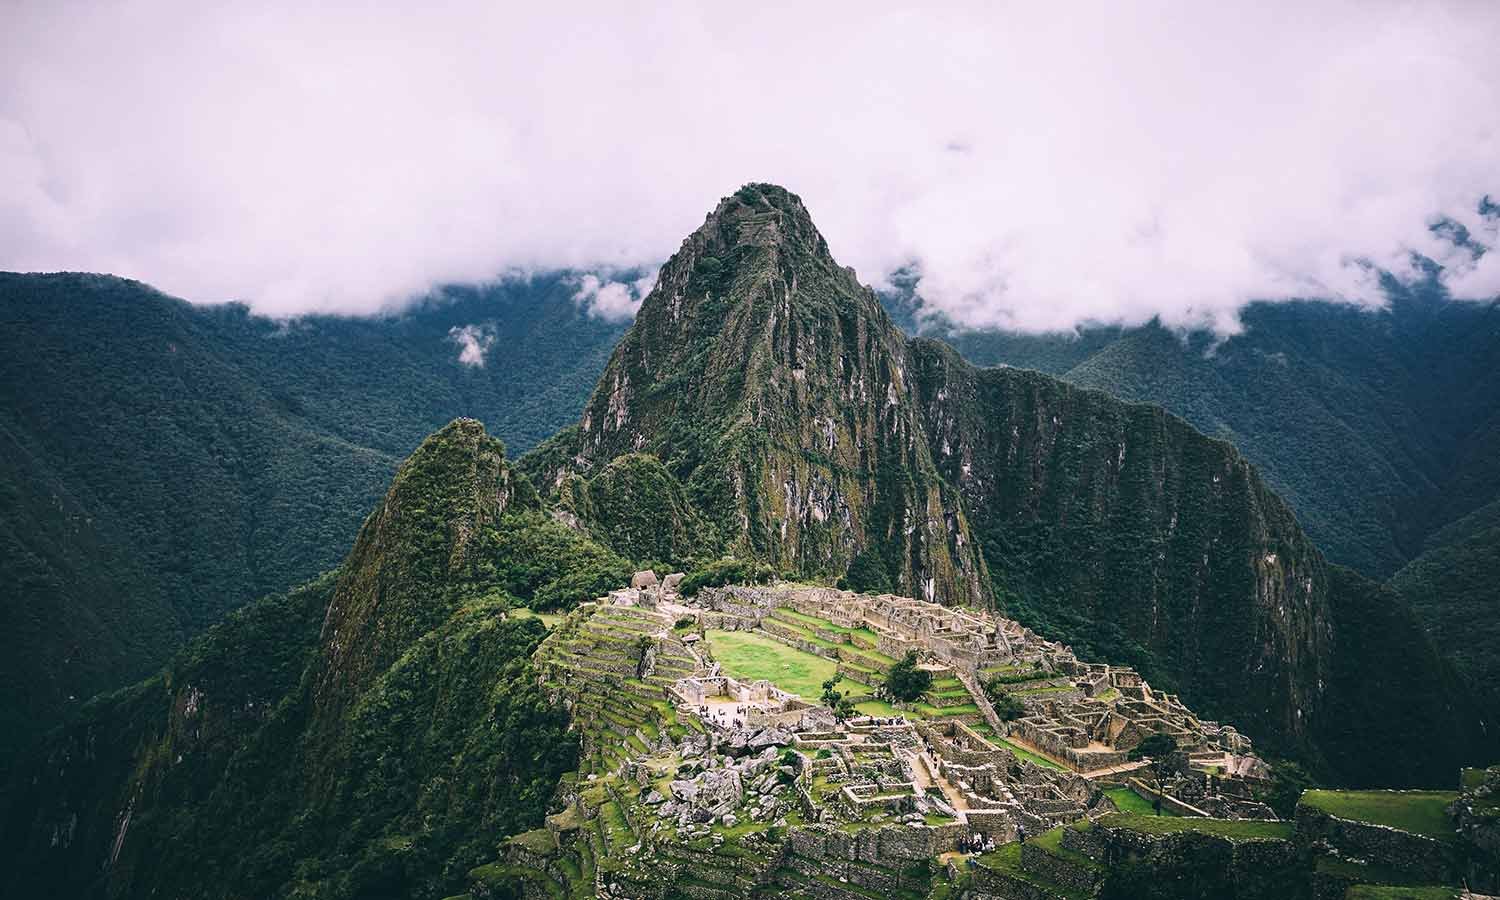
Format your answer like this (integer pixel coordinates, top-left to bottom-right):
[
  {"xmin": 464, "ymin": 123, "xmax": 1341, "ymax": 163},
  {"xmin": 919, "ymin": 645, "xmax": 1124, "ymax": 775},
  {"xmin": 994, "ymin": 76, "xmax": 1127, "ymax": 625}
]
[
  {"xmin": 1097, "ymin": 824, "xmax": 1305, "ymax": 900},
  {"xmin": 786, "ymin": 822, "xmax": 961, "ymax": 865},
  {"xmin": 1294, "ymin": 804, "xmax": 1460, "ymax": 884}
]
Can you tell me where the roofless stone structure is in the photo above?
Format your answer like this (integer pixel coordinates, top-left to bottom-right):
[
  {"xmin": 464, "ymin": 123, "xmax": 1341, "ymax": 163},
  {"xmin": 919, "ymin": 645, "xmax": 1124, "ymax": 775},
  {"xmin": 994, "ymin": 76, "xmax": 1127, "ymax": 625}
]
[{"xmin": 513, "ymin": 579, "xmax": 1280, "ymax": 897}]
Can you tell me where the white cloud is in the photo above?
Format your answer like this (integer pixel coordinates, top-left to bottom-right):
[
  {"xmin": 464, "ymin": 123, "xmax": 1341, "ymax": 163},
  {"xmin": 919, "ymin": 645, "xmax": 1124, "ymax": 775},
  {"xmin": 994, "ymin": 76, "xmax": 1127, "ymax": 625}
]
[
  {"xmin": 571, "ymin": 273, "xmax": 646, "ymax": 322},
  {"xmin": 1, "ymin": 1, "xmax": 1497, "ymax": 331},
  {"xmin": 448, "ymin": 324, "xmax": 494, "ymax": 367}
]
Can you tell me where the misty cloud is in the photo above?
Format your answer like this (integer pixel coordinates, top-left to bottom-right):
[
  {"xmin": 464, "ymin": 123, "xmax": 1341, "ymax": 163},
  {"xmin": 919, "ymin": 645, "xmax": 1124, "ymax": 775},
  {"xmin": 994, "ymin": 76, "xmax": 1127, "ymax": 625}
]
[
  {"xmin": 448, "ymin": 324, "xmax": 495, "ymax": 367},
  {"xmin": 571, "ymin": 272, "xmax": 656, "ymax": 322},
  {"xmin": 2, "ymin": 2, "xmax": 1498, "ymax": 332}
]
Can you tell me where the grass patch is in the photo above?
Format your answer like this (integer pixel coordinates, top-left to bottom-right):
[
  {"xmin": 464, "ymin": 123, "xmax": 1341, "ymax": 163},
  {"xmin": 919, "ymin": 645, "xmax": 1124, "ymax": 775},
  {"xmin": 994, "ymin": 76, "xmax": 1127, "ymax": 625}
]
[
  {"xmin": 509, "ymin": 607, "xmax": 565, "ymax": 628},
  {"xmin": 1099, "ymin": 813, "xmax": 1292, "ymax": 840},
  {"xmin": 1300, "ymin": 790, "xmax": 1458, "ymax": 841},
  {"xmin": 1032, "ymin": 826, "xmax": 1102, "ymax": 870},
  {"xmin": 975, "ymin": 843, "xmax": 1090, "ymax": 900},
  {"xmin": 1013, "ymin": 684, "xmax": 1075, "ymax": 696},
  {"xmin": 1105, "ymin": 787, "xmax": 1165, "ymax": 815},
  {"xmin": 776, "ymin": 607, "xmax": 854, "ymax": 633},
  {"xmin": 854, "ymin": 699, "xmax": 903, "ymax": 718},
  {"xmin": 705, "ymin": 628, "xmax": 839, "ymax": 699},
  {"xmin": 1345, "ymin": 888, "xmax": 1459, "ymax": 900},
  {"xmin": 1315, "ymin": 855, "xmax": 1432, "ymax": 888},
  {"xmin": 995, "ymin": 737, "xmax": 1067, "ymax": 771}
]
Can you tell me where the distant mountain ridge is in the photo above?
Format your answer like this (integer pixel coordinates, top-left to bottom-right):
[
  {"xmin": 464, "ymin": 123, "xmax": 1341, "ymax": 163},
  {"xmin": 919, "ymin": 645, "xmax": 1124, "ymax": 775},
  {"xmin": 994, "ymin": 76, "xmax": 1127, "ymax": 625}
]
[
  {"xmin": 0, "ymin": 271, "xmax": 628, "ymax": 777},
  {"xmin": 881, "ymin": 273, "xmax": 1500, "ymax": 697}
]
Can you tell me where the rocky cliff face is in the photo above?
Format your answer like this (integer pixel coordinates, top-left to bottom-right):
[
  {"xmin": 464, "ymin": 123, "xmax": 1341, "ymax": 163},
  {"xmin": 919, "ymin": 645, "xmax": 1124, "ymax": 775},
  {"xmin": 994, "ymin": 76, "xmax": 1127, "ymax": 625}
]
[
  {"xmin": 525, "ymin": 184, "xmax": 991, "ymax": 605},
  {"xmin": 909, "ymin": 339, "xmax": 1332, "ymax": 745}
]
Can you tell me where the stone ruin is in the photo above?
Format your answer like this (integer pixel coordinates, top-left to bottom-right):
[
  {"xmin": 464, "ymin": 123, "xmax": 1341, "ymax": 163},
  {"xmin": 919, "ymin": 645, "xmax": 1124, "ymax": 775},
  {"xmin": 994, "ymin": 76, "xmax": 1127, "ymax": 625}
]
[{"xmin": 511, "ymin": 577, "xmax": 1282, "ymax": 899}]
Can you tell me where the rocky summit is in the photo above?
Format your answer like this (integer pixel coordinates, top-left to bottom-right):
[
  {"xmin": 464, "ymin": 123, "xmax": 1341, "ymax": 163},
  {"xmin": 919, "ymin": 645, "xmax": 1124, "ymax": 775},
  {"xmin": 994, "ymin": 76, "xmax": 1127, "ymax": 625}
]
[
  {"xmin": 525, "ymin": 184, "xmax": 992, "ymax": 606},
  {"xmin": 1, "ymin": 186, "xmax": 1494, "ymax": 900}
]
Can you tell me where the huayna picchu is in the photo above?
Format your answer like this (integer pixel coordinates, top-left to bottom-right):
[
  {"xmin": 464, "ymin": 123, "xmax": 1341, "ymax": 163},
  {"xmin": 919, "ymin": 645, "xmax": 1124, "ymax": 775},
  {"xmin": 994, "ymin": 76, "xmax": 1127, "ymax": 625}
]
[{"xmin": 1, "ymin": 185, "xmax": 1494, "ymax": 900}]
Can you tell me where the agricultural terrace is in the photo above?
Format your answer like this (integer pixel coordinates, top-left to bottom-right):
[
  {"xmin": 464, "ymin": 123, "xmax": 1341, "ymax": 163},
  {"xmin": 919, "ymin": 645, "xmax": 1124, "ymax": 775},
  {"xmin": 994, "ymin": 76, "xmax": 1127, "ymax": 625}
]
[{"xmin": 1299, "ymin": 790, "xmax": 1460, "ymax": 841}]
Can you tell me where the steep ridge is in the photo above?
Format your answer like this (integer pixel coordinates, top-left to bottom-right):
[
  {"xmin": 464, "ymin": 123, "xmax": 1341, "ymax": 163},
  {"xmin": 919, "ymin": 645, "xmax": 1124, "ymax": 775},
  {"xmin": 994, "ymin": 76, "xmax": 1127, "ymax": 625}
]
[
  {"xmin": 1, "ymin": 421, "xmax": 587, "ymax": 900},
  {"xmin": 311, "ymin": 419, "xmax": 529, "ymax": 721},
  {"xmin": 523, "ymin": 184, "xmax": 991, "ymax": 604},
  {"xmin": 907, "ymin": 340, "xmax": 1486, "ymax": 783},
  {"xmin": 883, "ymin": 281, "xmax": 1500, "ymax": 583},
  {"xmin": 909, "ymin": 341, "xmax": 1329, "ymax": 746}
]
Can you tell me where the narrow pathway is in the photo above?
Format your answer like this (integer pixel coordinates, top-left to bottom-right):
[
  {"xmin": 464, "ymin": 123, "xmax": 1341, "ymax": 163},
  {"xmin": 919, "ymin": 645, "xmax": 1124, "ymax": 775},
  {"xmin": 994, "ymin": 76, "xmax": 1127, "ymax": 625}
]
[
  {"xmin": 954, "ymin": 666, "xmax": 1006, "ymax": 734},
  {"xmin": 908, "ymin": 749, "xmax": 970, "ymax": 821}
]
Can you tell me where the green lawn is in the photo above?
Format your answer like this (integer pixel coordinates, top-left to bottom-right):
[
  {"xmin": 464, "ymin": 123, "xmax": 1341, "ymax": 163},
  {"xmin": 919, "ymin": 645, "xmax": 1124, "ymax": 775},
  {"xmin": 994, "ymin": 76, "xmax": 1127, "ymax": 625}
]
[
  {"xmin": 995, "ymin": 737, "xmax": 1067, "ymax": 771},
  {"xmin": 1031, "ymin": 826, "xmax": 1102, "ymax": 870},
  {"xmin": 854, "ymin": 698, "xmax": 903, "ymax": 717},
  {"xmin": 705, "ymin": 629, "xmax": 839, "ymax": 699},
  {"xmin": 1300, "ymin": 790, "xmax": 1458, "ymax": 841},
  {"xmin": 776, "ymin": 607, "xmax": 854, "ymax": 633},
  {"xmin": 975, "ymin": 843, "xmax": 1091, "ymax": 900},
  {"xmin": 1345, "ymin": 888, "xmax": 1459, "ymax": 900},
  {"xmin": 508, "ymin": 607, "xmax": 563, "ymax": 628},
  {"xmin": 1099, "ymin": 813, "xmax": 1292, "ymax": 840},
  {"xmin": 1105, "ymin": 787, "xmax": 1165, "ymax": 815}
]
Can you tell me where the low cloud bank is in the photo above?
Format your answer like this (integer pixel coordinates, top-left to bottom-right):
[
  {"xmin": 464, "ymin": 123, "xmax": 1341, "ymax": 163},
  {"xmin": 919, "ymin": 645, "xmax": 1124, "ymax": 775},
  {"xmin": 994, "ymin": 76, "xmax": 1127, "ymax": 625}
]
[{"xmin": 2, "ymin": 2, "xmax": 1497, "ymax": 331}]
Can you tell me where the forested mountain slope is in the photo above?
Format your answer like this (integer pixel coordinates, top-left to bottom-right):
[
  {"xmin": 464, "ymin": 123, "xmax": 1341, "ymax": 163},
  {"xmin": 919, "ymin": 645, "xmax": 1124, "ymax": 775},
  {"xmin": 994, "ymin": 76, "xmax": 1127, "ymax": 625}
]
[
  {"xmin": 0, "ymin": 421, "xmax": 591, "ymax": 900},
  {"xmin": 0, "ymin": 272, "xmax": 626, "ymax": 777},
  {"xmin": 883, "ymin": 273, "xmax": 1500, "ymax": 693},
  {"xmin": 884, "ymin": 278, "xmax": 1500, "ymax": 580}
]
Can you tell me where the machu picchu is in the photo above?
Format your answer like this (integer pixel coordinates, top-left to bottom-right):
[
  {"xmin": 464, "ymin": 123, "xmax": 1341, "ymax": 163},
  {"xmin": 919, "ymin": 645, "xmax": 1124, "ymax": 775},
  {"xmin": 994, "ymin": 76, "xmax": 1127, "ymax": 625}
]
[
  {"xmin": 451, "ymin": 577, "xmax": 1496, "ymax": 899},
  {"xmin": 3, "ymin": 178, "xmax": 1497, "ymax": 900}
]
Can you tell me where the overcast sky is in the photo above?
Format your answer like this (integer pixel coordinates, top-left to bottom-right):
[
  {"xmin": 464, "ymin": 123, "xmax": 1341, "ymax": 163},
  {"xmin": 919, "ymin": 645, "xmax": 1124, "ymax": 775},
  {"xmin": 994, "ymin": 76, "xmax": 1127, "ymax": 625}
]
[{"xmin": 3, "ymin": 1, "xmax": 1498, "ymax": 331}]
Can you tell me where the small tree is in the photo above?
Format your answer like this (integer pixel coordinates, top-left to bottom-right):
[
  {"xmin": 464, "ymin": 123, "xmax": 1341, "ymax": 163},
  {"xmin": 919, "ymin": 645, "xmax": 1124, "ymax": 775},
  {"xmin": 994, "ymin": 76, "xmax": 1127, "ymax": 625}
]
[
  {"xmin": 983, "ymin": 677, "xmax": 1026, "ymax": 722},
  {"xmin": 885, "ymin": 651, "xmax": 932, "ymax": 703},
  {"xmin": 1128, "ymin": 732, "xmax": 1179, "ymax": 815},
  {"xmin": 821, "ymin": 674, "xmax": 856, "ymax": 721}
]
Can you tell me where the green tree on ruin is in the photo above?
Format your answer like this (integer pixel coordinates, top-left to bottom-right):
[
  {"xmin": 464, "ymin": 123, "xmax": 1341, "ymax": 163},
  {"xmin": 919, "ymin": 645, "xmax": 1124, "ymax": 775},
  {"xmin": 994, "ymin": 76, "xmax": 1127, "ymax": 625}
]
[
  {"xmin": 983, "ymin": 677, "xmax": 1027, "ymax": 721},
  {"xmin": 821, "ymin": 674, "xmax": 856, "ymax": 720},
  {"xmin": 884, "ymin": 651, "xmax": 932, "ymax": 703},
  {"xmin": 1128, "ymin": 732, "xmax": 1179, "ymax": 815}
]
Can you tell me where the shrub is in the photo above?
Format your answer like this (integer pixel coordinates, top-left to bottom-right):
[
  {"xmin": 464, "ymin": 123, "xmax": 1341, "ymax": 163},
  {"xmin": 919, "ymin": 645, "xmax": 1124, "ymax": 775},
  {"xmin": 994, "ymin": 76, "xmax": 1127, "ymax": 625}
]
[
  {"xmin": 983, "ymin": 678, "xmax": 1026, "ymax": 721},
  {"xmin": 679, "ymin": 557, "xmax": 775, "ymax": 596},
  {"xmin": 885, "ymin": 651, "xmax": 932, "ymax": 702},
  {"xmin": 821, "ymin": 674, "xmax": 856, "ymax": 720}
]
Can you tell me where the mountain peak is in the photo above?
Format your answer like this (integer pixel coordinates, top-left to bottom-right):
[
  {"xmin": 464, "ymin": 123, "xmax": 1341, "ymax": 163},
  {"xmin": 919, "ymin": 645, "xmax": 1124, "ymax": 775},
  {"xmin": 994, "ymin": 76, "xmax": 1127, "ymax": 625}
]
[
  {"xmin": 528, "ymin": 185, "xmax": 992, "ymax": 606},
  {"xmin": 698, "ymin": 183, "xmax": 824, "ymax": 251},
  {"xmin": 312, "ymin": 418, "xmax": 530, "ymax": 716}
]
